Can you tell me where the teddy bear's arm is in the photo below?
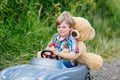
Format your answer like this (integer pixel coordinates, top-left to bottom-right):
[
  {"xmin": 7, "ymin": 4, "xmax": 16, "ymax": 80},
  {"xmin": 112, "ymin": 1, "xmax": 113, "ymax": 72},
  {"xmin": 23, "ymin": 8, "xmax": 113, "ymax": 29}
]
[{"xmin": 78, "ymin": 42, "xmax": 86, "ymax": 54}]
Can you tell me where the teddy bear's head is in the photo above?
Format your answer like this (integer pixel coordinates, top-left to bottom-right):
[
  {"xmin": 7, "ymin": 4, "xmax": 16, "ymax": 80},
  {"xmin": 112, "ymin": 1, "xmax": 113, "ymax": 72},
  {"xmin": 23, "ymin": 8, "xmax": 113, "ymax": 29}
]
[{"xmin": 71, "ymin": 17, "xmax": 95, "ymax": 41}]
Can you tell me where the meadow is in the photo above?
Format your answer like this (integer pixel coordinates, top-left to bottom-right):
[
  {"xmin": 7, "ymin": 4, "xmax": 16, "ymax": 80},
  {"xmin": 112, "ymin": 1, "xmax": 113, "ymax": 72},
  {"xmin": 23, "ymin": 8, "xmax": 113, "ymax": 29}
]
[{"xmin": 0, "ymin": 0, "xmax": 120, "ymax": 70}]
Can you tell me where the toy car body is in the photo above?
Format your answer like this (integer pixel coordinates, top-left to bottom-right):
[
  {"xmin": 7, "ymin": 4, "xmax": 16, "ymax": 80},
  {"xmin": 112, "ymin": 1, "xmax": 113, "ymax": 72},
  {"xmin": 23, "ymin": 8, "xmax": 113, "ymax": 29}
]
[{"xmin": 0, "ymin": 58, "xmax": 90, "ymax": 80}]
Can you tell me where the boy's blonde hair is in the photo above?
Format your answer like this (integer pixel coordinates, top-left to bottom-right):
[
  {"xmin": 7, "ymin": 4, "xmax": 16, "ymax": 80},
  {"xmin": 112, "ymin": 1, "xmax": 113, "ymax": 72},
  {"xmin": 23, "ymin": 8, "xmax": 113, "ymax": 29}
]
[{"xmin": 56, "ymin": 11, "xmax": 74, "ymax": 28}]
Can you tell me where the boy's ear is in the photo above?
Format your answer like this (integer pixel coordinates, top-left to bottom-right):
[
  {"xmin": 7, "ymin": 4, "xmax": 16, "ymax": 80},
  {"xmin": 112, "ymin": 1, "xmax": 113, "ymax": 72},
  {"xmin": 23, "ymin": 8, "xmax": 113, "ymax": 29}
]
[{"xmin": 70, "ymin": 30, "xmax": 80, "ymax": 39}]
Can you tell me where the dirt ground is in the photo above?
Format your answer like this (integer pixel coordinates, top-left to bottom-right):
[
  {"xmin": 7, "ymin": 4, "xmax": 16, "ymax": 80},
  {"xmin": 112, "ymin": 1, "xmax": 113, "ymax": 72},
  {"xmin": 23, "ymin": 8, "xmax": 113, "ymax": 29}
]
[{"xmin": 91, "ymin": 57, "xmax": 120, "ymax": 80}]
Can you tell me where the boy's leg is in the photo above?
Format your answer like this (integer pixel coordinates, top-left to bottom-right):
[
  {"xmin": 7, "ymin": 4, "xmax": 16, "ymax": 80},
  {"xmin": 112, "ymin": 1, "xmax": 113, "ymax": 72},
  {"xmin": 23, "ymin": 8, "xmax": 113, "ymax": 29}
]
[{"xmin": 60, "ymin": 60, "xmax": 73, "ymax": 68}]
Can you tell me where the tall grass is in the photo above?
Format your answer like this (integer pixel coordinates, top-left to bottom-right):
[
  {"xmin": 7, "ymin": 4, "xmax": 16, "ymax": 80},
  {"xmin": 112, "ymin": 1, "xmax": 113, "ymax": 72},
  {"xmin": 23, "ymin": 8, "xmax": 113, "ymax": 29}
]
[
  {"xmin": 0, "ymin": 19, "xmax": 57, "ymax": 69},
  {"xmin": 86, "ymin": 37, "xmax": 120, "ymax": 58},
  {"xmin": 86, "ymin": 15, "xmax": 120, "ymax": 59}
]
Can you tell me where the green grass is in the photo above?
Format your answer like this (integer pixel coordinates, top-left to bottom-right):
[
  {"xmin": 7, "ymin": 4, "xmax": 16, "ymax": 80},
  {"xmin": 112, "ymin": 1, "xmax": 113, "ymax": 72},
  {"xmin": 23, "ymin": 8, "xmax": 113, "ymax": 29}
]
[
  {"xmin": 0, "ymin": 17, "xmax": 56, "ymax": 70},
  {"xmin": 86, "ymin": 37, "xmax": 120, "ymax": 59}
]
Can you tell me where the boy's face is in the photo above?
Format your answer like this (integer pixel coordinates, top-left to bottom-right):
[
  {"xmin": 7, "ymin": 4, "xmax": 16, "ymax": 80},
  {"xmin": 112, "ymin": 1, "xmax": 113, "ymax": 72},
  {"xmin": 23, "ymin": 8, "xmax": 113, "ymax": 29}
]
[{"xmin": 57, "ymin": 21, "xmax": 72, "ymax": 37}]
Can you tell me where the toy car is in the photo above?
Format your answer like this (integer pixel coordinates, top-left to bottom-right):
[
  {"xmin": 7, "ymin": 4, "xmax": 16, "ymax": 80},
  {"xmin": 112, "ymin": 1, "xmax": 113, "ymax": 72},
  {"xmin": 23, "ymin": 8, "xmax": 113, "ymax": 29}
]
[{"xmin": 0, "ymin": 50, "xmax": 91, "ymax": 80}]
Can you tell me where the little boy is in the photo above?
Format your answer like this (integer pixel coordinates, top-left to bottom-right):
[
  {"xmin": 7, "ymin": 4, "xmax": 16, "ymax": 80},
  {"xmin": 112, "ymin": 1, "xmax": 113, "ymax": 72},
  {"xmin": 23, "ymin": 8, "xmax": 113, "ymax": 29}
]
[{"xmin": 45, "ymin": 11, "xmax": 79, "ymax": 67}]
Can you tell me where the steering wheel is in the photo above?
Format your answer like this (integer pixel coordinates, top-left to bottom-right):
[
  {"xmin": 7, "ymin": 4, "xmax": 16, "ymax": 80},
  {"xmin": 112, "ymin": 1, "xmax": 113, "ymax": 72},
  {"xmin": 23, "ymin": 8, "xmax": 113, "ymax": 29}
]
[{"xmin": 41, "ymin": 50, "xmax": 59, "ymax": 60}]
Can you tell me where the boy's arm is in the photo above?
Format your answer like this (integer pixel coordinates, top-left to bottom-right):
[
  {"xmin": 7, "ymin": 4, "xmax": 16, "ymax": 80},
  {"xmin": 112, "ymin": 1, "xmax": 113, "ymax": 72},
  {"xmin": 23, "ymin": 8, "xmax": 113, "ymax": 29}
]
[{"xmin": 52, "ymin": 47, "xmax": 78, "ymax": 60}]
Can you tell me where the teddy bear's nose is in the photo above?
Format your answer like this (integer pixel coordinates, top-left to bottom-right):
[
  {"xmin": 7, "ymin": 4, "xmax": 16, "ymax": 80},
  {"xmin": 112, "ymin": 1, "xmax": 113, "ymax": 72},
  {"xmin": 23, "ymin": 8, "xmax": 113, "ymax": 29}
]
[{"xmin": 72, "ymin": 31, "xmax": 77, "ymax": 37}]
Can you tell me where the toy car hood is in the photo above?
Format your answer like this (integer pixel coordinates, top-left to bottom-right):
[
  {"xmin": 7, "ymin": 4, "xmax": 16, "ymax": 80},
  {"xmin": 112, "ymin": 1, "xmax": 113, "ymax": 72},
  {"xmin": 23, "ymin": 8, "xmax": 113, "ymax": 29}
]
[{"xmin": 0, "ymin": 58, "xmax": 89, "ymax": 80}]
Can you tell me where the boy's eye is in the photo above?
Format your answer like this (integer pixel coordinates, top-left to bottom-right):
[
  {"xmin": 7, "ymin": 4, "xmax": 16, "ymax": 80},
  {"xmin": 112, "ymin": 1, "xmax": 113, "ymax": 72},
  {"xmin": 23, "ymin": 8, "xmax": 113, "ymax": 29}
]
[
  {"xmin": 62, "ymin": 26, "xmax": 66, "ymax": 28},
  {"xmin": 57, "ymin": 26, "xmax": 60, "ymax": 28}
]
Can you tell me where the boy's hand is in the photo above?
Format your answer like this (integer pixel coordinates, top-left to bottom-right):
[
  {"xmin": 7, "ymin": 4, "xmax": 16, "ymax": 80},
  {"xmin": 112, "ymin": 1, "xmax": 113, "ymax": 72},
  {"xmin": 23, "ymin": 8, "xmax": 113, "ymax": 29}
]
[
  {"xmin": 45, "ymin": 47, "xmax": 54, "ymax": 55},
  {"xmin": 45, "ymin": 46, "xmax": 59, "ymax": 56},
  {"xmin": 52, "ymin": 48, "xmax": 59, "ymax": 56}
]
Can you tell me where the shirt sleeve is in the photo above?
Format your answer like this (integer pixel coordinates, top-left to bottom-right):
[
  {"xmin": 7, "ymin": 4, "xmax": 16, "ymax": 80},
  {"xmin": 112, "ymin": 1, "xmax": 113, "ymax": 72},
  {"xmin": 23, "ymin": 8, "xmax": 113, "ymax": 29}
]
[
  {"xmin": 68, "ymin": 36, "xmax": 79, "ymax": 53},
  {"xmin": 47, "ymin": 33, "xmax": 57, "ymax": 48}
]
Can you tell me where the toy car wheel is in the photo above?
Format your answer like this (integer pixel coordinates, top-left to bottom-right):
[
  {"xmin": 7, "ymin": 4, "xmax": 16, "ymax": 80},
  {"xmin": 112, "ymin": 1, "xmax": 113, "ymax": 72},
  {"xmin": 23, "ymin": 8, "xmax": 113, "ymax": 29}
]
[{"xmin": 86, "ymin": 72, "xmax": 92, "ymax": 80}]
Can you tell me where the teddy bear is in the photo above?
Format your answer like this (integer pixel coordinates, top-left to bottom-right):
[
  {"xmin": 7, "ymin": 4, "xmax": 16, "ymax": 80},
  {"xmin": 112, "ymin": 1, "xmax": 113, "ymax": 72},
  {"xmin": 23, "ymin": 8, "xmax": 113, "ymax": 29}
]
[{"xmin": 69, "ymin": 17, "xmax": 103, "ymax": 70}]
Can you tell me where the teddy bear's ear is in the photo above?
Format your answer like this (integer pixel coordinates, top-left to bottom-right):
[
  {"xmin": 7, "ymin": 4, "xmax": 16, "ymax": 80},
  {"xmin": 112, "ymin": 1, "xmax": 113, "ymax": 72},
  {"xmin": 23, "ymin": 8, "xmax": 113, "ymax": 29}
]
[
  {"xmin": 87, "ymin": 27, "xmax": 95, "ymax": 40},
  {"xmin": 70, "ymin": 30, "xmax": 80, "ymax": 39}
]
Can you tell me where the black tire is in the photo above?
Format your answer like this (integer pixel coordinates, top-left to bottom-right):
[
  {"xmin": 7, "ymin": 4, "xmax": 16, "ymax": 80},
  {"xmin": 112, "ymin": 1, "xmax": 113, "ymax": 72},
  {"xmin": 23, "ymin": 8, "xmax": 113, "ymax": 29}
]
[{"xmin": 86, "ymin": 72, "xmax": 92, "ymax": 80}]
